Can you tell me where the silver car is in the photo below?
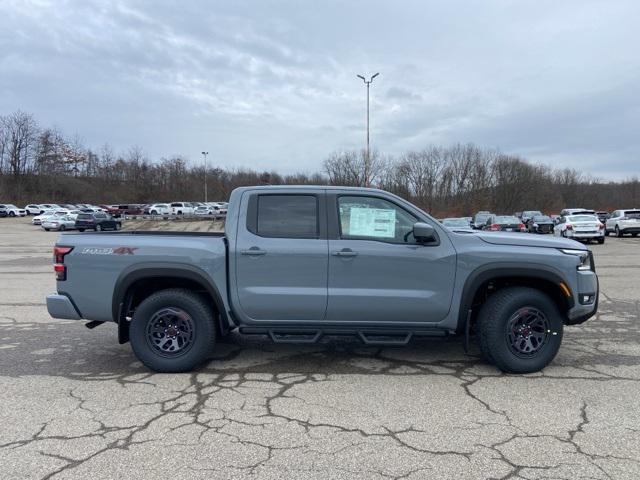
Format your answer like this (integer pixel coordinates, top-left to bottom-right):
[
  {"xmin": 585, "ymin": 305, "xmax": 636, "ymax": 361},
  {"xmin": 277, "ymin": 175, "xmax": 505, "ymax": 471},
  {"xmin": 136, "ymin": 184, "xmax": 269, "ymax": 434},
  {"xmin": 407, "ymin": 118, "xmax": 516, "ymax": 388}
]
[{"xmin": 42, "ymin": 215, "xmax": 76, "ymax": 231}]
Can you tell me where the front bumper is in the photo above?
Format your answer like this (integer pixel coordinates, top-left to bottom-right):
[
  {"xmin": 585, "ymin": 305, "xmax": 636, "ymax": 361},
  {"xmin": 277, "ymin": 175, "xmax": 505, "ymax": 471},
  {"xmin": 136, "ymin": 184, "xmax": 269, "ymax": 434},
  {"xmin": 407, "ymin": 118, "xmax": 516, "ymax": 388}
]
[
  {"xmin": 46, "ymin": 294, "xmax": 82, "ymax": 320},
  {"xmin": 566, "ymin": 271, "xmax": 599, "ymax": 325}
]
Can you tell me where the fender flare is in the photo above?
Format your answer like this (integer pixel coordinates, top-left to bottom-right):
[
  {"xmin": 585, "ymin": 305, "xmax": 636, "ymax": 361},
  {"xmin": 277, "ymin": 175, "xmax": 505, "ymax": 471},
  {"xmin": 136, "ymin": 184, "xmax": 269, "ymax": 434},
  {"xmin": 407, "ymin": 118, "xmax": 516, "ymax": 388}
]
[
  {"xmin": 456, "ymin": 263, "xmax": 574, "ymax": 333},
  {"xmin": 112, "ymin": 263, "xmax": 230, "ymax": 340}
]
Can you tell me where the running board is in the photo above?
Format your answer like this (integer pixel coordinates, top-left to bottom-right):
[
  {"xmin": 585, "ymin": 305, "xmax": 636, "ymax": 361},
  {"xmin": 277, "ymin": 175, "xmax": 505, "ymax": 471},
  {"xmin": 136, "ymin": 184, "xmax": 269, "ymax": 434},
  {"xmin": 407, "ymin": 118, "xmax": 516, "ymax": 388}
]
[{"xmin": 238, "ymin": 326, "xmax": 447, "ymax": 345}]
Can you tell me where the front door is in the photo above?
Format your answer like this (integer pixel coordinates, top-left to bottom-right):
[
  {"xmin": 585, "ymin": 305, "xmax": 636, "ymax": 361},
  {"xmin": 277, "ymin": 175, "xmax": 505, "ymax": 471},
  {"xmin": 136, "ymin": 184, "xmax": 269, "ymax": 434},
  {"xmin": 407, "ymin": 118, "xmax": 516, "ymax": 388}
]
[
  {"xmin": 235, "ymin": 193, "xmax": 328, "ymax": 322},
  {"xmin": 327, "ymin": 195, "xmax": 456, "ymax": 323}
]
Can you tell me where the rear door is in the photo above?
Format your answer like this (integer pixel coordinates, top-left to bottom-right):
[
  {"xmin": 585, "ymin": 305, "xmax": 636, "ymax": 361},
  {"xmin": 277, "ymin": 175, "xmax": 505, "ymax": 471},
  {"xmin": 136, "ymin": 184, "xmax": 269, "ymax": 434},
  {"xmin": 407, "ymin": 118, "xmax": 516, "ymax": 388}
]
[
  {"xmin": 234, "ymin": 191, "xmax": 328, "ymax": 322},
  {"xmin": 326, "ymin": 193, "xmax": 456, "ymax": 323}
]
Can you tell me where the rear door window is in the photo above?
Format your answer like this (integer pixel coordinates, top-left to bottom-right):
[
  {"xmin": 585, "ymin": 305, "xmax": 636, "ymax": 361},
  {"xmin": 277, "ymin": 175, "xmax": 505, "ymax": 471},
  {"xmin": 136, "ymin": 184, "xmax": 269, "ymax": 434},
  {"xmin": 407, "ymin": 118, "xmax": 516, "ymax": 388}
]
[{"xmin": 255, "ymin": 195, "xmax": 318, "ymax": 239}]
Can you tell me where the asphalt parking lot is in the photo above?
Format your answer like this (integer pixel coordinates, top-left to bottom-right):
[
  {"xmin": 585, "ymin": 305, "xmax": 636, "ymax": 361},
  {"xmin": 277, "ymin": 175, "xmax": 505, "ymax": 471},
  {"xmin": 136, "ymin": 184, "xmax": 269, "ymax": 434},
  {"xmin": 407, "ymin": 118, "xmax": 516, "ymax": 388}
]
[{"xmin": 1, "ymin": 217, "xmax": 639, "ymax": 479}]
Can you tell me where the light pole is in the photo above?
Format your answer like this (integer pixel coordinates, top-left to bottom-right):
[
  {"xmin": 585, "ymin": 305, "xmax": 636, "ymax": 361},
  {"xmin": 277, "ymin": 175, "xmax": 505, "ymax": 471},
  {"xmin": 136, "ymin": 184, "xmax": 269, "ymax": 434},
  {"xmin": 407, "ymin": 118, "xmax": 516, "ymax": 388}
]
[
  {"xmin": 357, "ymin": 72, "xmax": 379, "ymax": 186},
  {"xmin": 201, "ymin": 151, "xmax": 209, "ymax": 202}
]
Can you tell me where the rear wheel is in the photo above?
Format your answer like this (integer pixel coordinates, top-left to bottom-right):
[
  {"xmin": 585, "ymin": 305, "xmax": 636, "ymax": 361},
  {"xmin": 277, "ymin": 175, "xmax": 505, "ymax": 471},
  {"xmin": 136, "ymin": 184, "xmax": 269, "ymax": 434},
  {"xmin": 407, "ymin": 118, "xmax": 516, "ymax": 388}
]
[
  {"xmin": 115, "ymin": 223, "xmax": 121, "ymax": 230},
  {"xmin": 597, "ymin": 237, "xmax": 605, "ymax": 244},
  {"xmin": 477, "ymin": 287, "xmax": 563, "ymax": 373},
  {"xmin": 59, "ymin": 225, "xmax": 66, "ymax": 231},
  {"xmin": 78, "ymin": 228, "xmax": 85, "ymax": 232},
  {"xmin": 96, "ymin": 224, "xmax": 102, "ymax": 231},
  {"xmin": 130, "ymin": 289, "xmax": 216, "ymax": 372}
]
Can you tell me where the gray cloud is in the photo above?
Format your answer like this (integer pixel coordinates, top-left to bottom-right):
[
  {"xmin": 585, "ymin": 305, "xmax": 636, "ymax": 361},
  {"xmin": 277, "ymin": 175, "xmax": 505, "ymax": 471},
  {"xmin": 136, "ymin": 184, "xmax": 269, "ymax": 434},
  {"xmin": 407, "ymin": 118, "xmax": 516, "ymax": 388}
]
[{"xmin": 0, "ymin": 0, "xmax": 638, "ymax": 178}]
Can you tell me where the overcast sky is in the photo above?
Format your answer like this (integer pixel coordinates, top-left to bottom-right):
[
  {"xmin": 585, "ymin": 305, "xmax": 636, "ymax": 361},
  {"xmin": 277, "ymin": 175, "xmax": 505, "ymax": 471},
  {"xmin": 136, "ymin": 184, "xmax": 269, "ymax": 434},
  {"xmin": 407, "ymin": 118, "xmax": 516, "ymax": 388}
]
[{"xmin": 1, "ymin": 0, "xmax": 638, "ymax": 179}]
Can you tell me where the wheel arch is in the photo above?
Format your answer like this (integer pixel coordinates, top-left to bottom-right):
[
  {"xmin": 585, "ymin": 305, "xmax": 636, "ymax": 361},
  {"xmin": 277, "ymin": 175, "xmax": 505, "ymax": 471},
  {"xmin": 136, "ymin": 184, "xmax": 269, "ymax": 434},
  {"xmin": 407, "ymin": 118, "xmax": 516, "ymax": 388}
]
[
  {"xmin": 113, "ymin": 264, "xmax": 230, "ymax": 344},
  {"xmin": 456, "ymin": 264, "xmax": 575, "ymax": 334}
]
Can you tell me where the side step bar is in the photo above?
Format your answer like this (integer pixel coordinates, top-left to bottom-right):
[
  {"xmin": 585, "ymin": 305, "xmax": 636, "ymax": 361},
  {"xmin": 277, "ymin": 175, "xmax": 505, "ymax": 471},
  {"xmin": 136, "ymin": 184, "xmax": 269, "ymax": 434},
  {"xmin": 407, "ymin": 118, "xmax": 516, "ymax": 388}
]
[{"xmin": 238, "ymin": 327, "xmax": 447, "ymax": 346}]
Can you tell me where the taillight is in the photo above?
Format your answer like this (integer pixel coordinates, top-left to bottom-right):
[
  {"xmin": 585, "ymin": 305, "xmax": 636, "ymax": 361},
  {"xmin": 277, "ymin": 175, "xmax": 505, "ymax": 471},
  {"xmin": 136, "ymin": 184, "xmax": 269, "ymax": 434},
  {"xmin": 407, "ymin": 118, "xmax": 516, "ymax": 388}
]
[
  {"xmin": 53, "ymin": 246, "xmax": 73, "ymax": 281},
  {"xmin": 566, "ymin": 224, "xmax": 573, "ymax": 230},
  {"xmin": 519, "ymin": 223, "xmax": 526, "ymax": 232},
  {"xmin": 490, "ymin": 224, "xmax": 500, "ymax": 231}
]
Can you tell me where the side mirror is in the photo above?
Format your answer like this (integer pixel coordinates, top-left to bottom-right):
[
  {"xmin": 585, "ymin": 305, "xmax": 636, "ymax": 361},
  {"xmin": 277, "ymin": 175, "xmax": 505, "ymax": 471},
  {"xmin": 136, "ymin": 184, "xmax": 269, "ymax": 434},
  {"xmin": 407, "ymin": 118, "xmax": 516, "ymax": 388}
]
[{"xmin": 413, "ymin": 222, "xmax": 436, "ymax": 242}]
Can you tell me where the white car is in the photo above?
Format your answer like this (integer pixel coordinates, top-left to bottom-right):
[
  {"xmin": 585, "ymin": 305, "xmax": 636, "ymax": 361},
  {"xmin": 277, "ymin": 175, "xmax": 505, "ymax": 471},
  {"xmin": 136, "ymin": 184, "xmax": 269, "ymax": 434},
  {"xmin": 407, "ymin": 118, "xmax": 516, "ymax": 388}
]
[
  {"xmin": 207, "ymin": 202, "xmax": 228, "ymax": 215},
  {"xmin": 0, "ymin": 204, "xmax": 27, "ymax": 217},
  {"xmin": 148, "ymin": 203, "xmax": 171, "ymax": 215},
  {"xmin": 42, "ymin": 215, "xmax": 76, "ymax": 231},
  {"xmin": 24, "ymin": 204, "xmax": 44, "ymax": 215},
  {"xmin": 32, "ymin": 210, "xmax": 70, "ymax": 225},
  {"xmin": 554, "ymin": 214, "xmax": 605, "ymax": 244},
  {"xmin": 605, "ymin": 209, "xmax": 640, "ymax": 237},
  {"xmin": 170, "ymin": 202, "xmax": 195, "ymax": 215}
]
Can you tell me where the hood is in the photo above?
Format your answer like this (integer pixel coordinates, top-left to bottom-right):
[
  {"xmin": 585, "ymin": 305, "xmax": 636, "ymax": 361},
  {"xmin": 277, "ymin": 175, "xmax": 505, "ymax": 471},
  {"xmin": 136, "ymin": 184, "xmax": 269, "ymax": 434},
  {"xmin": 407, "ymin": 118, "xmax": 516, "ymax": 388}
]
[{"xmin": 476, "ymin": 231, "xmax": 584, "ymax": 249}]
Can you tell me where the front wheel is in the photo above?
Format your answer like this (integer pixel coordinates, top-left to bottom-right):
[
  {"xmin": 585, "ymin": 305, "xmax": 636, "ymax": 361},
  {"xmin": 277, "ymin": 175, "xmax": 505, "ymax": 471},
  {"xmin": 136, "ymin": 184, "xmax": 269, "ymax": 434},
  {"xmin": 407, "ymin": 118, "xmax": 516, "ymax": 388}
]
[
  {"xmin": 59, "ymin": 225, "xmax": 66, "ymax": 231},
  {"xmin": 477, "ymin": 287, "xmax": 563, "ymax": 373},
  {"xmin": 115, "ymin": 223, "xmax": 121, "ymax": 230},
  {"xmin": 96, "ymin": 224, "xmax": 102, "ymax": 231},
  {"xmin": 130, "ymin": 289, "xmax": 216, "ymax": 372},
  {"xmin": 78, "ymin": 228, "xmax": 85, "ymax": 232},
  {"xmin": 597, "ymin": 237, "xmax": 605, "ymax": 244},
  {"xmin": 616, "ymin": 226, "xmax": 623, "ymax": 237},
  {"xmin": 9, "ymin": 211, "xmax": 15, "ymax": 217}
]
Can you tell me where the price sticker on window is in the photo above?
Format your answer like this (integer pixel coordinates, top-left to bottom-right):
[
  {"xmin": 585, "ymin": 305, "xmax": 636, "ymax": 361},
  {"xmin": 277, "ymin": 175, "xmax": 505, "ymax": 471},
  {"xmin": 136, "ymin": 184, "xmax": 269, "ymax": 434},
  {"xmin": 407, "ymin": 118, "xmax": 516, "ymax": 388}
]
[{"xmin": 349, "ymin": 208, "xmax": 396, "ymax": 238}]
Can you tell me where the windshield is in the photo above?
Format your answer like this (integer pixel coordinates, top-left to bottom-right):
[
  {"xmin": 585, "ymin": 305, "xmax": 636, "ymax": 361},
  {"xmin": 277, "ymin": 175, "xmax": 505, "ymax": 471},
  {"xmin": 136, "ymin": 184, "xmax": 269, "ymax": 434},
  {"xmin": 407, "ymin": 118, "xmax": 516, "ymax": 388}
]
[
  {"xmin": 523, "ymin": 211, "xmax": 542, "ymax": 217},
  {"xmin": 532, "ymin": 215, "xmax": 552, "ymax": 222},
  {"xmin": 474, "ymin": 214, "xmax": 491, "ymax": 223},
  {"xmin": 568, "ymin": 215, "xmax": 597, "ymax": 222},
  {"xmin": 443, "ymin": 218, "xmax": 469, "ymax": 227}
]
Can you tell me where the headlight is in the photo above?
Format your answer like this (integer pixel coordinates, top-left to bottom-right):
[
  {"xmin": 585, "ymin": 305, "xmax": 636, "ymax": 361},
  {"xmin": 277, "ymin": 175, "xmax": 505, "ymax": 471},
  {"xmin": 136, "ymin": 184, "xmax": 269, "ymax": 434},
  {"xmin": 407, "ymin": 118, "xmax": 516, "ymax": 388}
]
[{"xmin": 559, "ymin": 248, "xmax": 594, "ymax": 271}]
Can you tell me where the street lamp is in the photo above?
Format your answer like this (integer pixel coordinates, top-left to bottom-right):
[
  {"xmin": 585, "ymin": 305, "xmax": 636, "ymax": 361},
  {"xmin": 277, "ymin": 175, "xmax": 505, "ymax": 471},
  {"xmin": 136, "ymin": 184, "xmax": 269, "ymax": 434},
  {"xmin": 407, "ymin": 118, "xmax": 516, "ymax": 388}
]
[
  {"xmin": 201, "ymin": 151, "xmax": 209, "ymax": 203},
  {"xmin": 357, "ymin": 73, "xmax": 380, "ymax": 157}
]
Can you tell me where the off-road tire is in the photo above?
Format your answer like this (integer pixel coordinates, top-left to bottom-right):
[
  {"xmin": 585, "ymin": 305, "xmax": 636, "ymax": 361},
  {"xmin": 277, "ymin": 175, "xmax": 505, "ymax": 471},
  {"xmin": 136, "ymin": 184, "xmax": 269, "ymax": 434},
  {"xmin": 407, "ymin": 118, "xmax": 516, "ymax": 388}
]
[
  {"xmin": 130, "ymin": 289, "xmax": 216, "ymax": 373},
  {"xmin": 477, "ymin": 287, "xmax": 563, "ymax": 373}
]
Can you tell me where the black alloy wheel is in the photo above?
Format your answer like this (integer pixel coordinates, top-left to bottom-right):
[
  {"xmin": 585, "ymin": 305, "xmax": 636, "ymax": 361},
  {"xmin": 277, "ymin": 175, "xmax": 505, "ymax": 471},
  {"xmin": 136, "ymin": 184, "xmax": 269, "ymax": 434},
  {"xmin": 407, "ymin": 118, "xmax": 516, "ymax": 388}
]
[{"xmin": 505, "ymin": 307, "xmax": 549, "ymax": 358}]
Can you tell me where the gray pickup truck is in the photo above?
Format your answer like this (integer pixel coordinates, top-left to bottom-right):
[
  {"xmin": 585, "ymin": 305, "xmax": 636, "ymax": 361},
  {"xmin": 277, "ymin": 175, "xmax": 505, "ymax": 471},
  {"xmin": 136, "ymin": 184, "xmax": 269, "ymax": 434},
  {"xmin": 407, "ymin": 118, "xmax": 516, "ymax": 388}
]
[{"xmin": 47, "ymin": 186, "xmax": 598, "ymax": 373}]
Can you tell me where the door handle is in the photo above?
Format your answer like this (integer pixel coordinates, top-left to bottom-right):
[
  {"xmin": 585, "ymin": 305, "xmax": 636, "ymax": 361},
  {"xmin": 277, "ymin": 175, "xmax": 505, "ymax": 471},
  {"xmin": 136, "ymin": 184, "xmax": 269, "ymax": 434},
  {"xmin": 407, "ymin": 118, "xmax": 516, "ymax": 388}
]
[
  {"xmin": 332, "ymin": 249, "xmax": 358, "ymax": 257},
  {"xmin": 241, "ymin": 247, "xmax": 267, "ymax": 256}
]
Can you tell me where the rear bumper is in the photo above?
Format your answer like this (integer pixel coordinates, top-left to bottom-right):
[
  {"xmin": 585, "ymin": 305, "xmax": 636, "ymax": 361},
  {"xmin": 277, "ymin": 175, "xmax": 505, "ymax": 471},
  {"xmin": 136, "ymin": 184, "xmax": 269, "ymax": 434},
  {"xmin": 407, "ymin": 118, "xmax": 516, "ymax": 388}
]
[{"xmin": 46, "ymin": 294, "xmax": 82, "ymax": 320}]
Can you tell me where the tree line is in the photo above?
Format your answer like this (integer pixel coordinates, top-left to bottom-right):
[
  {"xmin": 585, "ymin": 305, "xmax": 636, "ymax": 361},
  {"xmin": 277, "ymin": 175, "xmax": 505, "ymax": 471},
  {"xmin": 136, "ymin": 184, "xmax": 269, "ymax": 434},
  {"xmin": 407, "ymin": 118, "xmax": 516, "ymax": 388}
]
[{"xmin": 1, "ymin": 110, "xmax": 638, "ymax": 216}]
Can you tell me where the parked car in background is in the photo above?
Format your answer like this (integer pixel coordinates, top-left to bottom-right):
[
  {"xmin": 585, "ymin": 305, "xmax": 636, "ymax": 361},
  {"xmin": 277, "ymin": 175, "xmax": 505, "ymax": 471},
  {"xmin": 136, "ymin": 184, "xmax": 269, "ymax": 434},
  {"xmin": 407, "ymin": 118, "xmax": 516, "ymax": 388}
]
[
  {"xmin": 560, "ymin": 208, "xmax": 595, "ymax": 217},
  {"xmin": 24, "ymin": 204, "xmax": 44, "ymax": 215},
  {"xmin": 75, "ymin": 212, "xmax": 122, "ymax": 232},
  {"xmin": 0, "ymin": 204, "xmax": 27, "ymax": 217},
  {"xmin": 42, "ymin": 215, "xmax": 76, "ymax": 231},
  {"xmin": 521, "ymin": 210, "xmax": 543, "ymax": 224},
  {"xmin": 482, "ymin": 215, "xmax": 526, "ymax": 232},
  {"xmin": 596, "ymin": 211, "xmax": 610, "ymax": 224},
  {"xmin": 147, "ymin": 204, "xmax": 171, "ymax": 215},
  {"xmin": 472, "ymin": 211, "xmax": 493, "ymax": 229},
  {"xmin": 170, "ymin": 202, "xmax": 195, "ymax": 215},
  {"xmin": 194, "ymin": 205, "xmax": 214, "ymax": 216},
  {"xmin": 527, "ymin": 215, "xmax": 555, "ymax": 234},
  {"xmin": 32, "ymin": 209, "xmax": 70, "ymax": 225},
  {"xmin": 605, "ymin": 209, "xmax": 640, "ymax": 237},
  {"xmin": 441, "ymin": 217, "xmax": 473, "ymax": 231},
  {"xmin": 554, "ymin": 214, "xmax": 604, "ymax": 243},
  {"xmin": 207, "ymin": 202, "xmax": 228, "ymax": 215},
  {"xmin": 0, "ymin": 209, "xmax": 6, "ymax": 218}
]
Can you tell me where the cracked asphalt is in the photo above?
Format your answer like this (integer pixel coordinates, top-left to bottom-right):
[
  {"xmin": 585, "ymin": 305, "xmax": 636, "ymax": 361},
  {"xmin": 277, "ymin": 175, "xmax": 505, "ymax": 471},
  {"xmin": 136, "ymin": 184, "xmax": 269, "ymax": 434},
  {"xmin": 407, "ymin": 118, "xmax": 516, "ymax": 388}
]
[{"xmin": 1, "ymin": 217, "xmax": 639, "ymax": 479}]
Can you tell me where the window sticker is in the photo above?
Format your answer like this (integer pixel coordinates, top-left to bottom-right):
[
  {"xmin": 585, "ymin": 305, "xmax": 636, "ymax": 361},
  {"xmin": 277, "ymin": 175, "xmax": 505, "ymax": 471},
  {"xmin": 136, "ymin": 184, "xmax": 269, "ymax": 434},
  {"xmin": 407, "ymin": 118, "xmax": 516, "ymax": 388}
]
[{"xmin": 348, "ymin": 207, "xmax": 396, "ymax": 238}]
